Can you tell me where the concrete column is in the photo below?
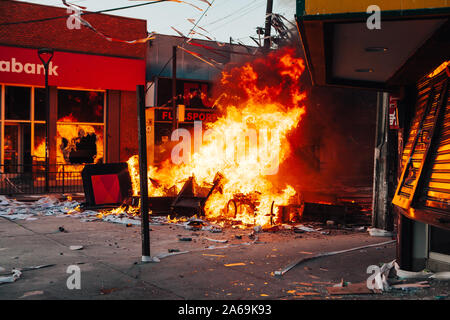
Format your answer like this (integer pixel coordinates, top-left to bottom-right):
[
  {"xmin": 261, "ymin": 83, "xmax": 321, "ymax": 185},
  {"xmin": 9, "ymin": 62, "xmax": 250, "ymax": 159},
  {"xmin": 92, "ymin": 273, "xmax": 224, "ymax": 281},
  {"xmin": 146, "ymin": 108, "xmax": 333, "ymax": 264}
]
[
  {"xmin": 106, "ymin": 90, "xmax": 121, "ymax": 163},
  {"xmin": 372, "ymin": 92, "xmax": 394, "ymax": 231}
]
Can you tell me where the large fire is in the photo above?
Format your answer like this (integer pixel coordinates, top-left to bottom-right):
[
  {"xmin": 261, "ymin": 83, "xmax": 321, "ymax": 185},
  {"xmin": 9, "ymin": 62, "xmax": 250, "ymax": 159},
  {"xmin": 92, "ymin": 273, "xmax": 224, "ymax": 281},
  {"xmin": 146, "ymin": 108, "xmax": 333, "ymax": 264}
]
[{"xmin": 128, "ymin": 47, "xmax": 307, "ymax": 227}]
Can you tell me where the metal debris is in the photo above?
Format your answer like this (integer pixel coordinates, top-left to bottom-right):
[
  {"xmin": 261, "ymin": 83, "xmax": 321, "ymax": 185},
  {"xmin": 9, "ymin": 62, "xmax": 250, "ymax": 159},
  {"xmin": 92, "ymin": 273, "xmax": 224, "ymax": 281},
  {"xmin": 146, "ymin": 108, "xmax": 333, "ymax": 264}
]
[
  {"xmin": 367, "ymin": 228, "xmax": 394, "ymax": 237},
  {"xmin": 274, "ymin": 240, "xmax": 396, "ymax": 276},
  {"xmin": 204, "ymin": 237, "xmax": 228, "ymax": 243},
  {"xmin": 19, "ymin": 290, "xmax": 44, "ymax": 299},
  {"xmin": 0, "ymin": 269, "xmax": 21, "ymax": 284}
]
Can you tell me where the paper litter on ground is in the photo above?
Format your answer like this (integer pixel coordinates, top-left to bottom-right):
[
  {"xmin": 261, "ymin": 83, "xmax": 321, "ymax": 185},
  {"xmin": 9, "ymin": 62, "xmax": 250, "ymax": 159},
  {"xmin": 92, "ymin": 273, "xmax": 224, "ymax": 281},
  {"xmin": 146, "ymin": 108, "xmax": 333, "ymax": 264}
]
[{"xmin": 0, "ymin": 269, "xmax": 21, "ymax": 284}]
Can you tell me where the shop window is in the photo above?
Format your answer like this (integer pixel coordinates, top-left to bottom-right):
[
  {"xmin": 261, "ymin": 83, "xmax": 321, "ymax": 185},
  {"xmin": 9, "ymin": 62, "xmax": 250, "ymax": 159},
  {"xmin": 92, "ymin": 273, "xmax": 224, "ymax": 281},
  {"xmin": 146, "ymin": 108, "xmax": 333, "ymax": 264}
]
[
  {"xmin": 56, "ymin": 123, "xmax": 103, "ymax": 164},
  {"xmin": 4, "ymin": 123, "xmax": 31, "ymax": 172},
  {"xmin": 157, "ymin": 78, "xmax": 213, "ymax": 109},
  {"xmin": 56, "ymin": 89, "xmax": 104, "ymax": 166},
  {"xmin": 5, "ymin": 86, "xmax": 30, "ymax": 120},
  {"xmin": 58, "ymin": 90, "xmax": 104, "ymax": 123},
  {"xmin": 33, "ymin": 123, "xmax": 46, "ymax": 163}
]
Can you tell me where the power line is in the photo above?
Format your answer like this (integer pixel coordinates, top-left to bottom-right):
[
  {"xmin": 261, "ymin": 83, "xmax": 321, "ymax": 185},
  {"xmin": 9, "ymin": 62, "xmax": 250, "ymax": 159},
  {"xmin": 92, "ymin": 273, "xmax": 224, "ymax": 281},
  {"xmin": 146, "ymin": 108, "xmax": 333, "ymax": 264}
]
[
  {"xmin": 0, "ymin": 0, "xmax": 171, "ymax": 26},
  {"xmin": 209, "ymin": 1, "xmax": 265, "ymax": 32},
  {"xmin": 146, "ymin": 0, "xmax": 217, "ymax": 93},
  {"xmin": 201, "ymin": 0, "xmax": 259, "ymax": 27}
]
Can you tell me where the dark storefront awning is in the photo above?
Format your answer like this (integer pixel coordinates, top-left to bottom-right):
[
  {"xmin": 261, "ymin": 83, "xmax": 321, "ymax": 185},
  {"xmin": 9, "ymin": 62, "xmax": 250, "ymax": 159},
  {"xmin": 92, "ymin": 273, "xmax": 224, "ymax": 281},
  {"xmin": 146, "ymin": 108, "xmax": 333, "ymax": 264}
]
[{"xmin": 295, "ymin": 0, "xmax": 450, "ymax": 90}]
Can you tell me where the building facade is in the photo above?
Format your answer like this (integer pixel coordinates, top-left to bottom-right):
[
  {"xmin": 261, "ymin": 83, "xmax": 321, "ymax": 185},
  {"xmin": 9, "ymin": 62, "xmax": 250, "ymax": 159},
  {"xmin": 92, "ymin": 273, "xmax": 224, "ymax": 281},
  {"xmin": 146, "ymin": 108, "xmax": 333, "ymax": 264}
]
[
  {"xmin": 296, "ymin": 0, "xmax": 450, "ymax": 271},
  {"xmin": 0, "ymin": 1, "xmax": 146, "ymax": 192},
  {"xmin": 145, "ymin": 34, "xmax": 252, "ymax": 164}
]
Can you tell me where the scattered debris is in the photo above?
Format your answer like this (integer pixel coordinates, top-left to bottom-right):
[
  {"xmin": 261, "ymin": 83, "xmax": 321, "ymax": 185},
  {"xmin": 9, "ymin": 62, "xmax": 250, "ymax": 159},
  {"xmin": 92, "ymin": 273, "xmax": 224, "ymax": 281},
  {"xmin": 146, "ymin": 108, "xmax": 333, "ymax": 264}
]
[
  {"xmin": 224, "ymin": 263, "xmax": 246, "ymax": 267},
  {"xmin": 253, "ymin": 225, "xmax": 262, "ymax": 233},
  {"xmin": 20, "ymin": 264, "xmax": 55, "ymax": 272},
  {"xmin": 394, "ymin": 262, "xmax": 433, "ymax": 280},
  {"xmin": 19, "ymin": 290, "xmax": 44, "ymax": 299},
  {"xmin": 274, "ymin": 240, "xmax": 396, "ymax": 276},
  {"xmin": 0, "ymin": 269, "xmax": 21, "ymax": 284},
  {"xmin": 100, "ymin": 288, "xmax": 118, "ymax": 295},
  {"xmin": 391, "ymin": 281, "xmax": 431, "ymax": 291},
  {"xmin": 202, "ymin": 254, "xmax": 225, "ymax": 258},
  {"xmin": 430, "ymin": 272, "xmax": 450, "ymax": 280},
  {"xmin": 293, "ymin": 225, "xmax": 318, "ymax": 233},
  {"xmin": 204, "ymin": 237, "xmax": 228, "ymax": 243},
  {"xmin": 263, "ymin": 225, "xmax": 280, "ymax": 232},
  {"xmin": 156, "ymin": 251, "xmax": 189, "ymax": 260},
  {"xmin": 368, "ymin": 259, "xmax": 450, "ymax": 293},
  {"xmin": 103, "ymin": 215, "xmax": 141, "ymax": 226},
  {"xmin": 207, "ymin": 225, "xmax": 223, "ymax": 233},
  {"xmin": 296, "ymin": 282, "xmax": 313, "ymax": 287},
  {"xmin": 327, "ymin": 282, "xmax": 376, "ymax": 295},
  {"xmin": 367, "ymin": 227, "xmax": 394, "ymax": 237},
  {"xmin": 293, "ymin": 292, "xmax": 321, "ymax": 297},
  {"xmin": 185, "ymin": 219, "xmax": 207, "ymax": 231}
]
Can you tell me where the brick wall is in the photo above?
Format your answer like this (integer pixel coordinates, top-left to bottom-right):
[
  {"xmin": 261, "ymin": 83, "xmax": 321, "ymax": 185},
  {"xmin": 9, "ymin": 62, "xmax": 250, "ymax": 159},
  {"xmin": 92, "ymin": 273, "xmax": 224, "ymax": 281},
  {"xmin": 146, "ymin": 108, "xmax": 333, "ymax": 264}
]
[
  {"xmin": 120, "ymin": 90, "xmax": 139, "ymax": 162},
  {"xmin": 0, "ymin": 0, "xmax": 147, "ymax": 59}
]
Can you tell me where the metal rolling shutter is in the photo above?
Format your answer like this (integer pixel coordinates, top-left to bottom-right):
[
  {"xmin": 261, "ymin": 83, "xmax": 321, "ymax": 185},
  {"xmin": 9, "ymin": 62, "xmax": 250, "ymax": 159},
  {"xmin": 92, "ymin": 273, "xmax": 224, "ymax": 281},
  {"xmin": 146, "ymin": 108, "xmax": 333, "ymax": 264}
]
[
  {"xmin": 393, "ymin": 69, "xmax": 449, "ymax": 213},
  {"xmin": 418, "ymin": 80, "xmax": 450, "ymax": 212}
]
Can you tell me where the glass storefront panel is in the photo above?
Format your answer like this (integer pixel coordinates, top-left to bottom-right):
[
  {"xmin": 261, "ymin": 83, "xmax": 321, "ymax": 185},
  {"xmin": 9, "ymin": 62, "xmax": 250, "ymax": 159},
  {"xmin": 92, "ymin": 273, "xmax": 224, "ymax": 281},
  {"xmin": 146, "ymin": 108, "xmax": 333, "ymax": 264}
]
[
  {"xmin": 1, "ymin": 86, "xmax": 105, "ymax": 172},
  {"xmin": 4, "ymin": 123, "xmax": 31, "ymax": 172},
  {"xmin": 57, "ymin": 90, "xmax": 104, "ymax": 123},
  {"xmin": 56, "ymin": 123, "xmax": 104, "ymax": 165},
  {"xmin": 33, "ymin": 123, "xmax": 46, "ymax": 163},
  {"xmin": 5, "ymin": 86, "xmax": 31, "ymax": 120}
]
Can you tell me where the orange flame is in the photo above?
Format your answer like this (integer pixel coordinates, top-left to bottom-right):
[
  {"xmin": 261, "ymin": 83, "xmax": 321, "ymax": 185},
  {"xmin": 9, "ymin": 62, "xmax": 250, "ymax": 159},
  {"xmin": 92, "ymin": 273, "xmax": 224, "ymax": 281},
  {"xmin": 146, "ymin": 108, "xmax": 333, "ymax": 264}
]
[{"xmin": 133, "ymin": 48, "xmax": 307, "ymax": 227}]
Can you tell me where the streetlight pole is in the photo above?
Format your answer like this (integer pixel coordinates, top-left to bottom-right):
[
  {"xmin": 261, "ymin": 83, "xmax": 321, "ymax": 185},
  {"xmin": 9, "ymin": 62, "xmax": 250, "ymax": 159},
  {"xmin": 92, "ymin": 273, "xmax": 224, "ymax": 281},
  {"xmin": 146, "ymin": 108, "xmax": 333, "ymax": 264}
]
[
  {"xmin": 264, "ymin": 0, "xmax": 273, "ymax": 51},
  {"xmin": 38, "ymin": 48, "xmax": 54, "ymax": 193}
]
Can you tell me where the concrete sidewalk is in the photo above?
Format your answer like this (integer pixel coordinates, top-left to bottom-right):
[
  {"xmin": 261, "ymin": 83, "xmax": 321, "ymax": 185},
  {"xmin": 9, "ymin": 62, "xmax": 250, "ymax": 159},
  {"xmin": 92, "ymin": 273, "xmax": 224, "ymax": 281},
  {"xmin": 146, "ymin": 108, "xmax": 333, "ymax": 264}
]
[{"xmin": 0, "ymin": 215, "xmax": 448, "ymax": 300}]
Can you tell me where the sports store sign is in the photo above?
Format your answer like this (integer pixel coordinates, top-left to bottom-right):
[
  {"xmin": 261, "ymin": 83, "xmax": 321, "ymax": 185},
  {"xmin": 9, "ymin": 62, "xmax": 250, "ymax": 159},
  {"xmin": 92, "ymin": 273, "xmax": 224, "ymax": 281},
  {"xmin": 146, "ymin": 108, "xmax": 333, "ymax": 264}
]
[{"xmin": 0, "ymin": 45, "xmax": 145, "ymax": 91}]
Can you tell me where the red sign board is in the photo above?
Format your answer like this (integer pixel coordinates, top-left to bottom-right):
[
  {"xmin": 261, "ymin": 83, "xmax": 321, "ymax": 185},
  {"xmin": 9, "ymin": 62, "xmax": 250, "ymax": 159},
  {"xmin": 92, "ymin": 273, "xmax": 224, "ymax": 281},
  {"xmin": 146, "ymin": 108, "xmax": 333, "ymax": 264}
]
[
  {"xmin": 389, "ymin": 96, "xmax": 399, "ymax": 130},
  {"xmin": 155, "ymin": 108, "xmax": 217, "ymax": 123},
  {"xmin": 0, "ymin": 45, "xmax": 145, "ymax": 91}
]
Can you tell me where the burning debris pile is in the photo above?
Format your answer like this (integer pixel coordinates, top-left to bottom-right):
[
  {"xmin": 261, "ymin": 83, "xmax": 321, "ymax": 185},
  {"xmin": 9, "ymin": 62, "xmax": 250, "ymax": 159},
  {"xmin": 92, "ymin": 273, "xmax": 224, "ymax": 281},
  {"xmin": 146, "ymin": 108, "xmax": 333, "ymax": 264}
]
[{"xmin": 125, "ymin": 47, "xmax": 308, "ymax": 228}]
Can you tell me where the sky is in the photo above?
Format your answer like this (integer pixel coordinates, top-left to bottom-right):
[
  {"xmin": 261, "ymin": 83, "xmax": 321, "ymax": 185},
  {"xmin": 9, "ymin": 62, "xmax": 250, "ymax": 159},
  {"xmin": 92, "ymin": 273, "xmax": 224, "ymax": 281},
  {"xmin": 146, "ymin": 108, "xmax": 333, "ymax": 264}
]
[{"xmin": 15, "ymin": 0, "xmax": 297, "ymax": 45}]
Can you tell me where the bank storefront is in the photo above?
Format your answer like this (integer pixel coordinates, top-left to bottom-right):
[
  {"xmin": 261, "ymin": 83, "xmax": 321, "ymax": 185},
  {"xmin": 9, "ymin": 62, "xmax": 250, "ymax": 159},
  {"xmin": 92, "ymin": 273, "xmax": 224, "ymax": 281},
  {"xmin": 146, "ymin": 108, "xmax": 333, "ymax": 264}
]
[{"xmin": 0, "ymin": 45, "xmax": 144, "ymax": 194}]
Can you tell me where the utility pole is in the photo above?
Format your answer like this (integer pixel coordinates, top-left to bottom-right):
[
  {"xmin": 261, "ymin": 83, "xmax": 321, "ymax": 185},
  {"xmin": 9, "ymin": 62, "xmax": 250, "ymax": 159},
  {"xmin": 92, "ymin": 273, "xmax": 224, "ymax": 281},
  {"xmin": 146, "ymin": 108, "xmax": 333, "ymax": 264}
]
[
  {"xmin": 263, "ymin": 0, "xmax": 273, "ymax": 51},
  {"xmin": 137, "ymin": 85, "xmax": 151, "ymax": 262},
  {"xmin": 172, "ymin": 46, "xmax": 178, "ymax": 132}
]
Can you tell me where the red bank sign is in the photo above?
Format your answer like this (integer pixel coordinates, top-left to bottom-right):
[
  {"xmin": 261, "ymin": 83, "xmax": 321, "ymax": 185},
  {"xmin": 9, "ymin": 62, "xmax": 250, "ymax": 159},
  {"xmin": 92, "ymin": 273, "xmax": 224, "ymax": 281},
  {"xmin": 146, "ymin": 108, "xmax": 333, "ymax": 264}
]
[{"xmin": 0, "ymin": 45, "xmax": 145, "ymax": 91}]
